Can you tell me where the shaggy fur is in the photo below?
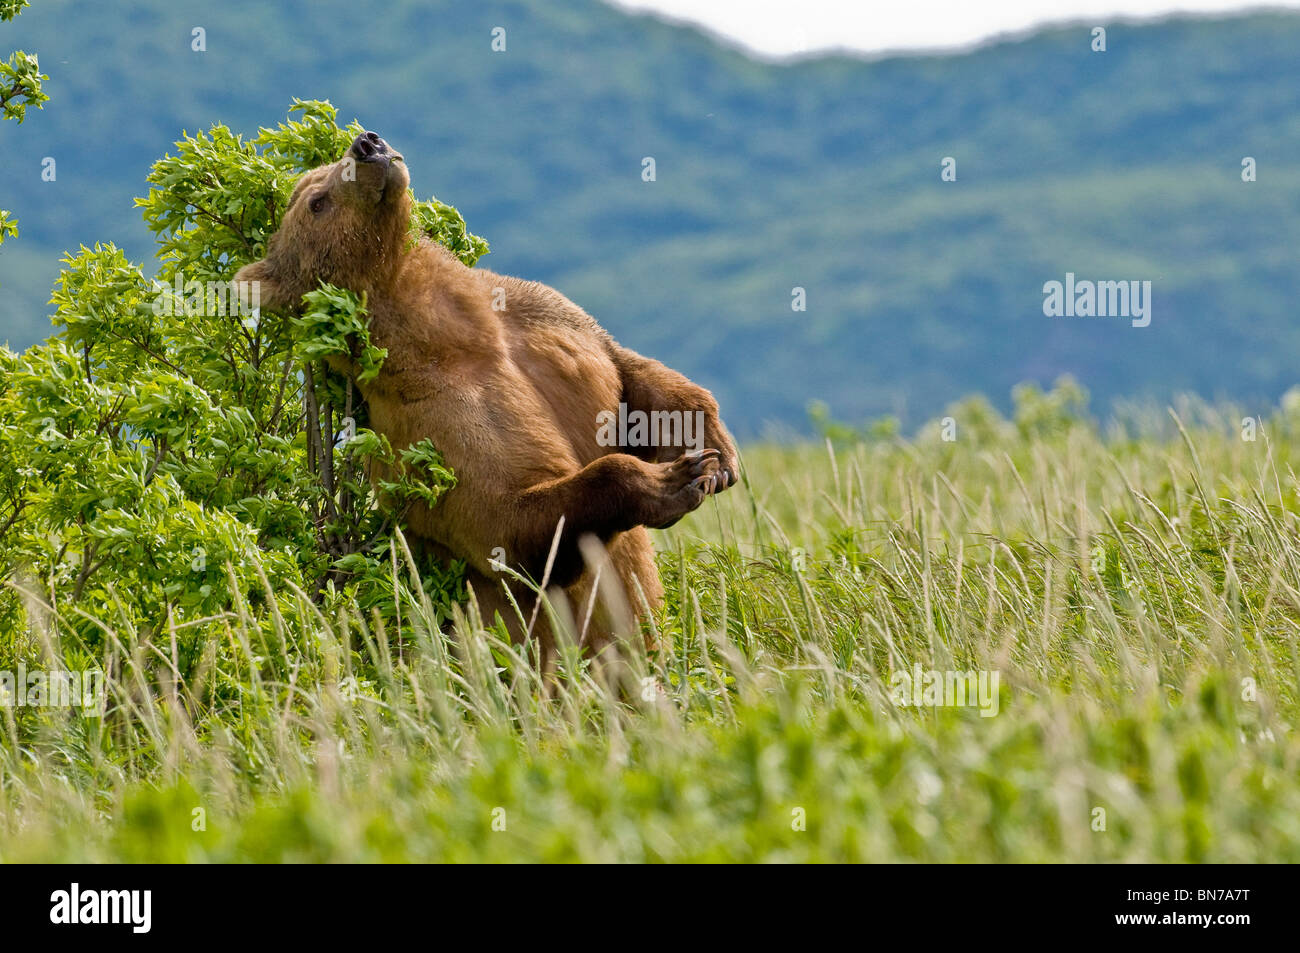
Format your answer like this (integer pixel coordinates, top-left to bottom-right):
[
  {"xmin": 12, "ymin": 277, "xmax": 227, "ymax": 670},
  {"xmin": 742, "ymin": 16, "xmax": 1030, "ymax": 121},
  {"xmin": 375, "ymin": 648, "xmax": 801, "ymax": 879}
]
[{"xmin": 236, "ymin": 132, "xmax": 739, "ymax": 663}]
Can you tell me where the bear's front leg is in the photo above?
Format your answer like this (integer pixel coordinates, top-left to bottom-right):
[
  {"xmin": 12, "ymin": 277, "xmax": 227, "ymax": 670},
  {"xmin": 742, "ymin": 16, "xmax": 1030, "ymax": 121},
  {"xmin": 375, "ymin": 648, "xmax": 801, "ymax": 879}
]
[
  {"xmin": 505, "ymin": 449, "xmax": 722, "ymax": 588},
  {"xmin": 606, "ymin": 345, "xmax": 740, "ymax": 491}
]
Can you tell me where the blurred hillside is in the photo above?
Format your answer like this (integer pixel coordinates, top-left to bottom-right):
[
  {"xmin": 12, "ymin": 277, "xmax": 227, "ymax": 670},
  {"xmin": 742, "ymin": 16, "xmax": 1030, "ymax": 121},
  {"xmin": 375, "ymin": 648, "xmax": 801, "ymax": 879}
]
[{"xmin": 1, "ymin": 1, "xmax": 1298, "ymax": 436}]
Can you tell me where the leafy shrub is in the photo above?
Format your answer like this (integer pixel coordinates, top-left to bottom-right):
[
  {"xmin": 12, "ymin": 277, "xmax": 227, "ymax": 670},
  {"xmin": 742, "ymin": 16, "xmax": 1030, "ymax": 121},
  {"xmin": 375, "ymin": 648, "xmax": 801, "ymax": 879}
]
[
  {"xmin": 0, "ymin": 100, "xmax": 487, "ymax": 645},
  {"xmin": 1012, "ymin": 375, "xmax": 1091, "ymax": 440}
]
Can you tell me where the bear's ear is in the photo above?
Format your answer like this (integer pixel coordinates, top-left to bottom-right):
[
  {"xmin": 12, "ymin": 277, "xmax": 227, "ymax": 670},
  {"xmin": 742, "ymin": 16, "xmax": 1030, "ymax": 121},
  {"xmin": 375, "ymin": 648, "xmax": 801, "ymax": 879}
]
[{"xmin": 234, "ymin": 259, "xmax": 290, "ymax": 313}]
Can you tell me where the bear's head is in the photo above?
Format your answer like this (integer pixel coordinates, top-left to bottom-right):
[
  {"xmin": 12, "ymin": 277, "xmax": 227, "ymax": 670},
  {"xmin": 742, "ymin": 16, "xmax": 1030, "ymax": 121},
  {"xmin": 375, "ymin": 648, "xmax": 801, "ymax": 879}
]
[{"xmin": 235, "ymin": 131, "xmax": 412, "ymax": 311}]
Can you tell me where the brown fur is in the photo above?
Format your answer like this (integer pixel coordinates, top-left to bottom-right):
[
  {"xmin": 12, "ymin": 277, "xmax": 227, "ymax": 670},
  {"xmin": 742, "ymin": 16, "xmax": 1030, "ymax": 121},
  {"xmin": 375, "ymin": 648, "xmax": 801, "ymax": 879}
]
[{"xmin": 236, "ymin": 133, "xmax": 739, "ymax": 665}]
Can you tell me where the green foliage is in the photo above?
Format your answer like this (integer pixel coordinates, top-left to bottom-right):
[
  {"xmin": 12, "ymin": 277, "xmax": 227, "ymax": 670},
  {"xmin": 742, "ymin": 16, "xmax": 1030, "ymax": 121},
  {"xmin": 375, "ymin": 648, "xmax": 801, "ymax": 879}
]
[
  {"xmin": 408, "ymin": 197, "xmax": 490, "ymax": 266},
  {"xmin": 294, "ymin": 285, "xmax": 386, "ymax": 382},
  {"xmin": 0, "ymin": 47, "xmax": 45, "ymax": 122},
  {"xmin": 380, "ymin": 438, "xmax": 458, "ymax": 511},
  {"xmin": 1012, "ymin": 375, "xmax": 1091, "ymax": 439},
  {"xmin": 0, "ymin": 100, "xmax": 487, "ymax": 644},
  {"xmin": 0, "ymin": 0, "xmax": 45, "ymax": 127},
  {"xmin": 3, "ymin": 404, "xmax": 1299, "ymax": 861},
  {"xmin": 0, "ymin": 0, "xmax": 44, "ymax": 132},
  {"xmin": 806, "ymin": 400, "xmax": 859, "ymax": 444},
  {"xmin": 807, "ymin": 400, "xmax": 901, "ymax": 445},
  {"xmin": 137, "ymin": 100, "xmax": 353, "ymax": 277}
]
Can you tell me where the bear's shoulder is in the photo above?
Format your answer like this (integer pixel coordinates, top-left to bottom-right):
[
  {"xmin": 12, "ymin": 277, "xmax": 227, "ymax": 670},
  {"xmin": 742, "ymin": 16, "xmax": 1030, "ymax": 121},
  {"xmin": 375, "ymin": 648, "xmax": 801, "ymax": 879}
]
[{"xmin": 484, "ymin": 273, "xmax": 613, "ymax": 344}]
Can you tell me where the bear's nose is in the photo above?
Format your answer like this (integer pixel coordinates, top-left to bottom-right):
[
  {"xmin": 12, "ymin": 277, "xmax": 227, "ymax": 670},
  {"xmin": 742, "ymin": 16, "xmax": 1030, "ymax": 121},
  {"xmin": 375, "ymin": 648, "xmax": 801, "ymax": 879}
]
[{"xmin": 350, "ymin": 131, "xmax": 390, "ymax": 162}]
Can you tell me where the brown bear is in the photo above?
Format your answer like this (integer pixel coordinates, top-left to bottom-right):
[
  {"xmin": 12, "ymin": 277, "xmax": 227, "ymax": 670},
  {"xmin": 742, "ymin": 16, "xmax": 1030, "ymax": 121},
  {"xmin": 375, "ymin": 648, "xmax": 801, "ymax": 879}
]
[{"xmin": 236, "ymin": 131, "xmax": 739, "ymax": 664}]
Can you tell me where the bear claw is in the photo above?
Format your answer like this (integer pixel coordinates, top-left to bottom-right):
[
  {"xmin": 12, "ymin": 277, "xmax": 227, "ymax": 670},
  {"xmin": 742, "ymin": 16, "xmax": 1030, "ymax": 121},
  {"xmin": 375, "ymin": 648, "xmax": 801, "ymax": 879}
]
[{"xmin": 645, "ymin": 449, "xmax": 722, "ymax": 528}]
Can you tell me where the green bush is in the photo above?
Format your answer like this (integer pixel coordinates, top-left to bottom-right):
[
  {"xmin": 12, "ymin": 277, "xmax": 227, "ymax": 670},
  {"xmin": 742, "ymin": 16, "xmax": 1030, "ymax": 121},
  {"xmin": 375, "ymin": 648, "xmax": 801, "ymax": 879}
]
[{"xmin": 0, "ymin": 100, "xmax": 488, "ymax": 646}]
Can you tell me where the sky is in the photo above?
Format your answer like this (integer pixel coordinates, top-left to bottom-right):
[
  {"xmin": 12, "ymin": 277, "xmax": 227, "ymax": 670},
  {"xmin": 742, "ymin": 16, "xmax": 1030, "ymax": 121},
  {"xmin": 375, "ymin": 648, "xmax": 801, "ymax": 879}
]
[{"xmin": 606, "ymin": 0, "xmax": 1300, "ymax": 57}]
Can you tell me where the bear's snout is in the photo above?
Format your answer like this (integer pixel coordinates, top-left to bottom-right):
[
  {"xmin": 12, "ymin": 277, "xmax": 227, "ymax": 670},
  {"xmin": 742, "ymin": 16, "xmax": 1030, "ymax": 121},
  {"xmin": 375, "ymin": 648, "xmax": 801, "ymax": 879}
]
[{"xmin": 350, "ymin": 130, "xmax": 393, "ymax": 164}]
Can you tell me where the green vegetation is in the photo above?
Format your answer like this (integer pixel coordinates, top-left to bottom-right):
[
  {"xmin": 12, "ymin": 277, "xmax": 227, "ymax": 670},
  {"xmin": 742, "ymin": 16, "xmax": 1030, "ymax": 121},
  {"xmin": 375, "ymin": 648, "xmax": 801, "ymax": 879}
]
[
  {"xmin": 4, "ymin": 2, "xmax": 1300, "ymax": 434},
  {"xmin": 0, "ymin": 1, "xmax": 45, "ymax": 127},
  {"xmin": 2, "ymin": 380, "xmax": 1298, "ymax": 861},
  {"xmin": 2, "ymin": 1, "xmax": 1297, "ymax": 864},
  {"xmin": 0, "ymin": 101, "xmax": 481, "ymax": 645}
]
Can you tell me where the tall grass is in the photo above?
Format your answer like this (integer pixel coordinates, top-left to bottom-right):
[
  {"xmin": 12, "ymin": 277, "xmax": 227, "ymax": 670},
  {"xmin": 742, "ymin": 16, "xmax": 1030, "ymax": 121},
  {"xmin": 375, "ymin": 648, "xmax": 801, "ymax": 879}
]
[{"xmin": 2, "ymin": 400, "xmax": 1299, "ymax": 861}]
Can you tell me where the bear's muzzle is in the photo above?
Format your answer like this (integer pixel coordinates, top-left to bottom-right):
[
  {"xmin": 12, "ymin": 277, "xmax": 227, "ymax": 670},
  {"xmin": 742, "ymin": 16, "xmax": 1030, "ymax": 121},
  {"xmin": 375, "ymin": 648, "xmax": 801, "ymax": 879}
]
[{"xmin": 351, "ymin": 130, "xmax": 396, "ymax": 165}]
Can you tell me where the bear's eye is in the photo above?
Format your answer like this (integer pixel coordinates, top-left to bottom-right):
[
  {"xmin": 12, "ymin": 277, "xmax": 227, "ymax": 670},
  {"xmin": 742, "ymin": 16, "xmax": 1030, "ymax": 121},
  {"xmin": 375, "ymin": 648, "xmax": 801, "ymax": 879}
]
[{"xmin": 309, "ymin": 194, "xmax": 328, "ymax": 215}]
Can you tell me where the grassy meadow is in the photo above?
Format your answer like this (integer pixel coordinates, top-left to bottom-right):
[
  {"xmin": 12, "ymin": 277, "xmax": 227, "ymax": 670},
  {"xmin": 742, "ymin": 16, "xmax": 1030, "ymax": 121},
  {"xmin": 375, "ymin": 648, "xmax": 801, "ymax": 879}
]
[{"xmin": 2, "ymin": 391, "xmax": 1299, "ymax": 862}]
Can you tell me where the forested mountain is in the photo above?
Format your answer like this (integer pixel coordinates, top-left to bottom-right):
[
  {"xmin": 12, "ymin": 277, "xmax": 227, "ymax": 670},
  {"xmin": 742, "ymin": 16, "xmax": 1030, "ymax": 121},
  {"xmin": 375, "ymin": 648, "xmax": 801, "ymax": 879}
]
[{"xmin": 3, "ymin": 2, "xmax": 1298, "ymax": 435}]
